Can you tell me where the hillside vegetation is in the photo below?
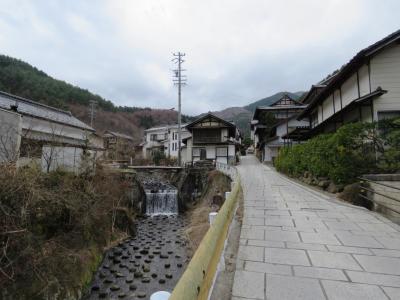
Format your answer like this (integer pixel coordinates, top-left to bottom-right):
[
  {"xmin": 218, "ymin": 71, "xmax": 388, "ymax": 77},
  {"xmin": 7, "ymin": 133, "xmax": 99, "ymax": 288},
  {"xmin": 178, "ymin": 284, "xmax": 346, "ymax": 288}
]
[{"xmin": 0, "ymin": 55, "xmax": 193, "ymax": 142}]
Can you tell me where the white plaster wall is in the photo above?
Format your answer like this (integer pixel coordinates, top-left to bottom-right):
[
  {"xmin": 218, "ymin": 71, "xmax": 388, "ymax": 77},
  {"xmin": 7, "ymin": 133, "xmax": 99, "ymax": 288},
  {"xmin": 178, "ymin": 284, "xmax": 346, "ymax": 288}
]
[
  {"xmin": 22, "ymin": 116, "xmax": 88, "ymax": 142},
  {"xmin": 206, "ymin": 146, "xmax": 216, "ymax": 159},
  {"xmin": 359, "ymin": 64, "xmax": 371, "ymax": 96},
  {"xmin": 0, "ymin": 108, "xmax": 22, "ymax": 162},
  {"xmin": 334, "ymin": 89, "xmax": 342, "ymax": 112},
  {"xmin": 341, "ymin": 73, "xmax": 359, "ymax": 107},
  {"xmin": 322, "ymin": 94, "xmax": 334, "ymax": 121},
  {"xmin": 370, "ymin": 43, "xmax": 400, "ymax": 119}
]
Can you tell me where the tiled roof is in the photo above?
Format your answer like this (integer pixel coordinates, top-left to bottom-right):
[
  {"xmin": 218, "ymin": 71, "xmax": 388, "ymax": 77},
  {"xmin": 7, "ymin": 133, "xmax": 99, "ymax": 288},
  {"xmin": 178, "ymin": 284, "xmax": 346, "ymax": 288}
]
[
  {"xmin": 104, "ymin": 131, "xmax": 134, "ymax": 140},
  {"xmin": 0, "ymin": 91, "xmax": 94, "ymax": 131}
]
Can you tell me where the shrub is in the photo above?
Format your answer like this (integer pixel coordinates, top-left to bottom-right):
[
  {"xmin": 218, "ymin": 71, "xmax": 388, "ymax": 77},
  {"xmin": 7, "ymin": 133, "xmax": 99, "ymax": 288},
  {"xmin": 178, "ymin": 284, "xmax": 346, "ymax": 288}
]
[
  {"xmin": 0, "ymin": 165, "xmax": 135, "ymax": 299},
  {"xmin": 276, "ymin": 119, "xmax": 399, "ymax": 184}
]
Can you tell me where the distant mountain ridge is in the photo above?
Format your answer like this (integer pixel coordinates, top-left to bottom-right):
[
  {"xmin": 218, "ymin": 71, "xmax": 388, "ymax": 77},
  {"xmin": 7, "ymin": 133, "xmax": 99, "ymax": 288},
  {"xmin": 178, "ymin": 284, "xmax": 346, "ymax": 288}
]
[
  {"xmin": 244, "ymin": 91, "xmax": 304, "ymax": 112},
  {"xmin": 213, "ymin": 91, "xmax": 305, "ymax": 137},
  {"xmin": 0, "ymin": 54, "xmax": 193, "ymax": 142}
]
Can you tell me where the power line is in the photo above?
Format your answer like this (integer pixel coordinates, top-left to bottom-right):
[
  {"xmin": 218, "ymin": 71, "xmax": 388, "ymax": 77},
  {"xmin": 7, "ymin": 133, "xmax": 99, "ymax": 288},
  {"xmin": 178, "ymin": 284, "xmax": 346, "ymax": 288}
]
[{"xmin": 172, "ymin": 52, "xmax": 187, "ymax": 166}]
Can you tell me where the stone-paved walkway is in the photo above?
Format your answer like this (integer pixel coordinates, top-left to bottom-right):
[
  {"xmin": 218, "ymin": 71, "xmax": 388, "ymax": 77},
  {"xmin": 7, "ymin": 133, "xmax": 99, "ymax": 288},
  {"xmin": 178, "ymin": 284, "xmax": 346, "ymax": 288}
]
[{"xmin": 232, "ymin": 156, "xmax": 400, "ymax": 300}]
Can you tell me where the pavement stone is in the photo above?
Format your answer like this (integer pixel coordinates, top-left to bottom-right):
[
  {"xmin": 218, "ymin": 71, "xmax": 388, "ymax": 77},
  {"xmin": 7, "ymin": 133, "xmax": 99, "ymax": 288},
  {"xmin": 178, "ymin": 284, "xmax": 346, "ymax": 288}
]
[
  {"xmin": 231, "ymin": 156, "xmax": 400, "ymax": 300},
  {"xmin": 265, "ymin": 247, "xmax": 310, "ymax": 266},
  {"xmin": 232, "ymin": 270, "xmax": 264, "ymax": 299},
  {"xmin": 266, "ymin": 274, "xmax": 325, "ymax": 300},
  {"xmin": 322, "ymin": 280, "xmax": 389, "ymax": 300}
]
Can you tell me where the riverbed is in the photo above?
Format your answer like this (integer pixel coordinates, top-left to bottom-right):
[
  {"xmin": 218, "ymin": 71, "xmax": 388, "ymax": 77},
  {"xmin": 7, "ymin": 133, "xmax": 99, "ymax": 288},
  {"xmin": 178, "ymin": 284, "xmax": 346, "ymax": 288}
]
[{"xmin": 84, "ymin": 214, "xmax": 190, "ymax": 299}]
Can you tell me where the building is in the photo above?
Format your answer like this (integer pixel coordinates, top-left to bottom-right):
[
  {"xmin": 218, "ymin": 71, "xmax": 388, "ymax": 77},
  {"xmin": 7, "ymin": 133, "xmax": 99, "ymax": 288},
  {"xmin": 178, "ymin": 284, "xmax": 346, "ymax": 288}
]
[
  {"xmin": 295, "ymin": 29, "xmax": 400, "ymax": 139},
  {"xmin": 182, "ymin": 113, "xmax": 241, "ymax": 165},
  {"xmin": 142, "ymin": 124, "xmax": 190, "ymax": 159},
  {"xmin": 251, "ymin": 94, "xmax": 308, "ymax": 163},
  {"xmin": 0, "ymin": 91, "xmax": 100, "ymax": 172},
  {"xmin": 103, "ymin": 131, "xmax": 135, "ymax": 160}
]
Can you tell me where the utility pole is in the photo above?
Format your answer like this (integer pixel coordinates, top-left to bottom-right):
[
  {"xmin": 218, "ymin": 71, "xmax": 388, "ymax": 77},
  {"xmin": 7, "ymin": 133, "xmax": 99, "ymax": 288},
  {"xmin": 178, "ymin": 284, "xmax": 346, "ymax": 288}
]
[
  {"xmin": 172, "ymin": 52, "xmax": 186, "ymax": 166},
  {"xmin": 89, "ymin": 100, "xmax": 97, "ymax": 128}
]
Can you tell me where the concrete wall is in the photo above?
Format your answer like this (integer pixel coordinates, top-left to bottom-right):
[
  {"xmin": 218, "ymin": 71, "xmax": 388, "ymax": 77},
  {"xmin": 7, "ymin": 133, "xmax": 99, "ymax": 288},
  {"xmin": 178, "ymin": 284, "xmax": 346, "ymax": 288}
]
[
  {"xmin": 0, "ymin": 108, "xmax": 22, "ymax": 163},
  {"xmin": 41, "ymin": 146, "xmax": 99, "ymax": 173}
]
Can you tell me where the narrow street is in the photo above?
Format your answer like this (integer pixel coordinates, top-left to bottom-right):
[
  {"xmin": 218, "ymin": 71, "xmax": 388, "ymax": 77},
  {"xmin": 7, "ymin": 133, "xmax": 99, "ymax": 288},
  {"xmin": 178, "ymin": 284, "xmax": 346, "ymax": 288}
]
[{"xmin": 232, "ymin": 156, "xmax": 400, "ymax": 300}]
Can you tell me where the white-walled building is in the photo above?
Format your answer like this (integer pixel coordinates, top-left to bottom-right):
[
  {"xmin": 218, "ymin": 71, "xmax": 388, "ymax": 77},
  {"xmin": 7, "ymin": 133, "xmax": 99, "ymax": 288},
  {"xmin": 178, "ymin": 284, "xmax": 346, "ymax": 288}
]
[
  {"xmin": 0, "ymin": 91, "xmax": 101, "ymax": 172},
  {"xmin": 251, "ymin": 94, "xmax": 308, "ymax": 163},
  {"xmin": 142, "ymin": 124, "xmax": 190, "ymax": 159},
  {"xmin": 181, "ymin": 113, "xmax": 241, "ymax": 165},
  {"xmin": 297, "ymin": 29, "xmax": 400, "ymax": 137}
]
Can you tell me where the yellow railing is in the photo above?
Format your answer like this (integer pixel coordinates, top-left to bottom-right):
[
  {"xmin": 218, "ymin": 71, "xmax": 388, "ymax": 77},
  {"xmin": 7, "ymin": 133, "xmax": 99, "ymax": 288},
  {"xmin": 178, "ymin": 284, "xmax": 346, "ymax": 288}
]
[{"xmin": 169, "ymin": 176, "xmax": 241, "ymax": 300}]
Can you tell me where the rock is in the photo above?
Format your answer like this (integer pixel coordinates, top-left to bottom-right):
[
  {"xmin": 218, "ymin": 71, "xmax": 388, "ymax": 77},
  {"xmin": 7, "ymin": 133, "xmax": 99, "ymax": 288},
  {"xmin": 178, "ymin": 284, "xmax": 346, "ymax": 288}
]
[
  {"xmin": 141, "ymin": 277, "xmax": 151, "ymax": 283},
  {"xmin": 137, "ymin": 292, "xmax": 146, "ymax": 298},
  {"xmin": 318, "ymin": 180, "xmax": 330, "ymax": 189},
  {"xmin": 110, "ymin": 284, "xmax": 120, "ymax": 291},
  {"xmin": 104, "ymin": 278, "xmax": 114, "ymax": 284},
  {"xmin": 142, "ymin": 265, "xmax": 150, "ymax": 273},
  {"xmin": 99, "ymin": 291, "xmax": 109, "ymax": 298},
  {"xmin": 160, "ymin": 254, "xmax": 169, "ymax": 259},
  {"xmin": 126, "ymin": 278, "xmax": 133, "ymax": 283},
  {"xmin": 164, "ymin": 263, "xmax": 171, "ymax": 268},
  {"xmin": 165, "ymin": 273, "xmax": 173, "ymax": 279},
  {"xmin": 129, "ymin": 284, "xmax": 137, "ymax": 291},
  {"xmin": 91, "ymin": 285, "xmax": 100, "ymax": 291},
  {"xmin": 159, "ymin": 279, "xmax": 166, "ymax": 284},
  {"xmin": 327, "ymin": 182, "xmax": 339, "ymax": 193},
  {"xmin": 116, "ymin": 272, "xmax": 125, "ymax": 278},
  {"xmin": 151, "ymin": 273, "xmax": 158, "ymax": 278},
  {"xmin": 118, "ymin": 293, "xmax": 127, "ymax": 298},
  {"xmin": 134, "ymin": 271, "xmax": 143, "ymax": 278},
  {"xmin": 177, "ymin": 263, "xmax": 183, "ymax": 268}
]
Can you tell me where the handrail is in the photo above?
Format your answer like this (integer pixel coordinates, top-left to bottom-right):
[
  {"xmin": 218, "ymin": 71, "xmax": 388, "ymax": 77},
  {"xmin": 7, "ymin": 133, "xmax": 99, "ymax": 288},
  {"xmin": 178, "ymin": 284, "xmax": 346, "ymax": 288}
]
[
  {"xmin": 358, "ymin": 194, "xmax": 400, "ymax": 215},
  {"xmin": 170, "ymin": 164, "xmax": 241, "ymax": 300},
  {"xmin": 360, "ymin": 186, "xmax": 400, "ymax": 203},
  {"xmin": 358, "ymin": 177, "xmax": 400, "ymax": 191}
]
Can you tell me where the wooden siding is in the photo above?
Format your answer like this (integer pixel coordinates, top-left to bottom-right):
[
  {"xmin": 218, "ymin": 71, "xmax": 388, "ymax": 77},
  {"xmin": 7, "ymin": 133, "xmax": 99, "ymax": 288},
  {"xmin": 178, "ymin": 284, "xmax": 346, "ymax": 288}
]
[{"xmin": 370, "ymin": 43, "xmax": 400, "ymax": 119}]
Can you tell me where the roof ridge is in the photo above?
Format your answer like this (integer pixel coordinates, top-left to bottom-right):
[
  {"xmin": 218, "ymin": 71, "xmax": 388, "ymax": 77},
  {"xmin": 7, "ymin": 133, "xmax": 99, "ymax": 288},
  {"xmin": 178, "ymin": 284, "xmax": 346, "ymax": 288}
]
[{"xmin": 0, "ymin": 90, "xmax": 72, "ymax": 116}]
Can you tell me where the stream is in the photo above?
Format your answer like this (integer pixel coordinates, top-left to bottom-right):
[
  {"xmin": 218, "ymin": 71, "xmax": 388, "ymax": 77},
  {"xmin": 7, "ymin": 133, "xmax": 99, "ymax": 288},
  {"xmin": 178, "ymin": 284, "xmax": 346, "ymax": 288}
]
[{"xmin": 85, "ymin": 181, "xmax": 190, "ymax": 299}]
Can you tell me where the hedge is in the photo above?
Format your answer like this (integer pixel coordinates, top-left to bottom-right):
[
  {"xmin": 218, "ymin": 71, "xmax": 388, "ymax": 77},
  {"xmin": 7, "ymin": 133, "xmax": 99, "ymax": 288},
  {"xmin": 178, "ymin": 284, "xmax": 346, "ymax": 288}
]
[{"xmin": 275, "ymin": 118, "xmax": 400, "ymax": 184}]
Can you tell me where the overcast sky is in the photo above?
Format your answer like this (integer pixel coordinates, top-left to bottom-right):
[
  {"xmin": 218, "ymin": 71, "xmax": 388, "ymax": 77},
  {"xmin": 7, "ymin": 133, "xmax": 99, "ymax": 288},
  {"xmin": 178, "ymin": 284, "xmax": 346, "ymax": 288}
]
[{"xmin": 1, "ymin": 1, "xmax": 399, "ymax": 114}]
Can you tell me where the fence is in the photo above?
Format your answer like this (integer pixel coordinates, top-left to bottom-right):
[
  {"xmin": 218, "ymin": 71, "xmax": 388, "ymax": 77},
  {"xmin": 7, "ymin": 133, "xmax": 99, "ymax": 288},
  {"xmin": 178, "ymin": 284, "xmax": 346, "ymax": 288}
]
[
  {"xmin": 359, "ymin": 175, "xmax": 400, "ymax": 223},
  {"xmin": 169, "ymin": 163, "xmax": 240, "ymax": 300}
]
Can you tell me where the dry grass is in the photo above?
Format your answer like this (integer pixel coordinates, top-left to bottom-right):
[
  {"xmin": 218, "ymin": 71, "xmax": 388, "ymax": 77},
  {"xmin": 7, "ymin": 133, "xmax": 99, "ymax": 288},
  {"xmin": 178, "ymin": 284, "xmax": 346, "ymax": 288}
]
[{"xmin": 185, "ymin": 170, "xmax": 232, "ymax": 255}]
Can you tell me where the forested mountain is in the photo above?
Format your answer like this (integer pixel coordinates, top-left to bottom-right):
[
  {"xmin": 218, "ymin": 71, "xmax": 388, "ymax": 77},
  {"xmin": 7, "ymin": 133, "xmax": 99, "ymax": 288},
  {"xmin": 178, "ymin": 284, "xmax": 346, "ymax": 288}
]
[{"xmin": 0, "ymin": 55, "xmax": 193, "ymax": 142}]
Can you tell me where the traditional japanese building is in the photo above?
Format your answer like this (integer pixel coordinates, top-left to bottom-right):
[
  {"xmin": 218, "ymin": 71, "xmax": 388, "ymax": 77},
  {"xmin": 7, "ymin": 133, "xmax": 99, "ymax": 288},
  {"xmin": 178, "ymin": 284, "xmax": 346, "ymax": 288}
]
[
  {"xmin": 295, "ymin": 29, "xmax": 400, "ymax": 139},
  {"xmin": 181, "ymin": 113, "xmax": 241, "ymax": 165},
  {"xmin": 0, "ymin": 91, "xmax": 101, "ymax": 172},
  {"xmin": 251, "ymin": 94, "xmax": 308, "ymax": 163}
]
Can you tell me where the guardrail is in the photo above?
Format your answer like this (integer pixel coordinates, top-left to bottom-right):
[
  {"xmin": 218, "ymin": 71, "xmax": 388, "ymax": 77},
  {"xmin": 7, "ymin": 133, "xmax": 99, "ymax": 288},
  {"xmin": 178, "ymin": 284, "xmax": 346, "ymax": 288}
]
[{"xmin": 169, "ymin": 164, "xmax": 241, "ymax": 300}]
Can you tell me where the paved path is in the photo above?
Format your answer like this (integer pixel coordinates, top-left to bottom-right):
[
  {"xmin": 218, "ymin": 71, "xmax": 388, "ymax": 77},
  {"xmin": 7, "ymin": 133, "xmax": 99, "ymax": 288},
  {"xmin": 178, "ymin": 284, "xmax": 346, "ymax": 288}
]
[{"xmin": 232, "ymin": 156, "xmax": 400, "ymax": 300}]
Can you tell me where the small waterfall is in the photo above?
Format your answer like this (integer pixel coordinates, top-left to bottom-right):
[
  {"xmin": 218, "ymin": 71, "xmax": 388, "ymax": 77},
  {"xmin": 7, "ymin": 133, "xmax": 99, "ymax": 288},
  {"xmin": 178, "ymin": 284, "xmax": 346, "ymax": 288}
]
[{"xmin": 144, "ymin": 180, "xmax": 178, "ymax": 215}]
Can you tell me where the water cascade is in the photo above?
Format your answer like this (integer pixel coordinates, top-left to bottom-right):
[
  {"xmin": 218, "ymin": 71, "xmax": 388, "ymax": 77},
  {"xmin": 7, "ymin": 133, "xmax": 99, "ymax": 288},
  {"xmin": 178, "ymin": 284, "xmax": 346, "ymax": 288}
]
[{"xmin": 144, "ymin": 180, "xmax": 178, "ymax": 215}]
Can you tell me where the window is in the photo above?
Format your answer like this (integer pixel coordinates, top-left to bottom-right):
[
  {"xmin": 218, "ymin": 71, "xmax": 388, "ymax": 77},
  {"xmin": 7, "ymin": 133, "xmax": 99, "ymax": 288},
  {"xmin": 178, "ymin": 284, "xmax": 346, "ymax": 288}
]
[
  {"xmin": 193, "ymin": 129, "xmax": 221, "ymax": 143},
  {"xmin": 150, "ymin": 134, "xmax": 157, "ymax": 141}
]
